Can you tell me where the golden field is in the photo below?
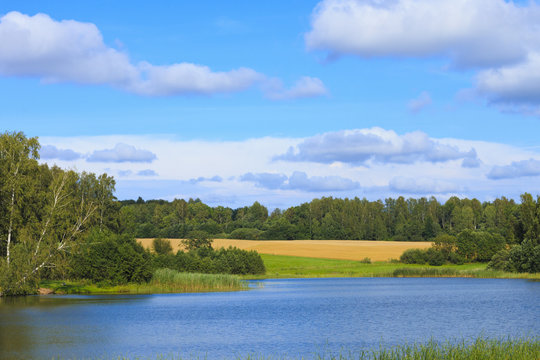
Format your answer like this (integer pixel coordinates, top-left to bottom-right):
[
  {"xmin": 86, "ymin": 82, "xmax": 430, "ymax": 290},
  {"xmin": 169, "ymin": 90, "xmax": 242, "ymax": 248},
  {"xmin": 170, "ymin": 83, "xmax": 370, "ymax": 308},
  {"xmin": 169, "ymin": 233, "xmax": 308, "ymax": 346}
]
[{"xmin": 137, "ymin": 238, "xmax": 432, "ymax": 261}]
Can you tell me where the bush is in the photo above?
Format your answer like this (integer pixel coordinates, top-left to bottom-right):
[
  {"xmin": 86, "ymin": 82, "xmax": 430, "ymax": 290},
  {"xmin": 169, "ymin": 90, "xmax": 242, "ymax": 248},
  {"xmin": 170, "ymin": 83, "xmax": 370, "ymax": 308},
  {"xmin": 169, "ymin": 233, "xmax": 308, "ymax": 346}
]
[
  {"xmin": 182, "ymin": 230, "xmax": 213, "ymax": 251},
  {"xmin": 152, "ymin": 238, "xmax": 173, "ymax": 255},
  {"xmin": 426, "ymin": 248, "xmax": 446, "ymax": 266},
  {"xmin": 509, "ymin": 240, "xmax": 540, "ymax": 273},
  {"xmin": 359, "ymin": 257, "xmax": 371, "ymax": 264},
  {"xmin": 161, "ymin": 246, "xmax": 266, "ymax": 275},
  {"xmin": 400, "ymin": 249, "xmax": 428, "ymax": 264},
  {"xmin": 70, "ymin": 229, "xmax": 153, "ymax": 284},
  {"xmin": 488, "ymin": 249, "xmax": 514, "ymax": 272}
]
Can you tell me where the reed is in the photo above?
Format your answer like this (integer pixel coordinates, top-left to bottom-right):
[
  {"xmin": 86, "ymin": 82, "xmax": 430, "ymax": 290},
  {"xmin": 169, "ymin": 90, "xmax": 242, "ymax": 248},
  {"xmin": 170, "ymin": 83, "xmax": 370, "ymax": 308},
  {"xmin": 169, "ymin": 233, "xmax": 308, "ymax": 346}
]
[
  {"xmin": 62, "ymin": 336, "xmax": 539, "ymax": 359},
  {"xmin": 392, "ymin": 267, "xmax": 540, "ymax": 279},
  {"xmin": 149, "ymin": 268, "xmax": 248, "ymax": 293}
]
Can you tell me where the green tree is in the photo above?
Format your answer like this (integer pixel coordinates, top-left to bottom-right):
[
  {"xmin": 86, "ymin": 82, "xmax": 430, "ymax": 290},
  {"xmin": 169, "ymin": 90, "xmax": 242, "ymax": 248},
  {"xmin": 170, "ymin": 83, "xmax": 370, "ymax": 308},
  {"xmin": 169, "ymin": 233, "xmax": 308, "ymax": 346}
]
[
  {"xmin": 153, "ymin": 238, "xmax": 173, "ymax": 255},
  {"xmin": 0, "ymin": 131, "xmax": 40, "ymax": 265},
  {"xmin": 182, "ymin": 230, "xmax": 213, "ymax": 251}
]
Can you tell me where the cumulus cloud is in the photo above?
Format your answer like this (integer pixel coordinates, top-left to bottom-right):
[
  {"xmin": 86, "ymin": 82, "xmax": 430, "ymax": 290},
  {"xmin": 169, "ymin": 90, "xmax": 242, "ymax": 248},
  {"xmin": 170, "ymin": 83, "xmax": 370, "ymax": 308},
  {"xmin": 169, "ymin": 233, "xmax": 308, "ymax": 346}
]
[
  {"xmin": 87, "ymin": 143, "xmax": 157, "ymax": 163},
  {"xmin": 389, "ymin": 177, "xmax": 462, "ymax": 194},
  {"xmin": 131, "ymin": 63, "xmax": 262, "ymax": 96},
  {"xmin": 487, "ymin": 159, "xmax": 540, "ymax": 180},
  {"xmin": 286, "ymin": 171, "xmax": 359, "ymax": 192},
  {"xmin": 306, "ymin": 0, "xmax": 540, "ymax": 113},
  {"xmin": 189, "ymin": 176, "xmax": 223, "ymax": 184},
  {"xmin": 275, "ymin": 127, "xmax": 478, "ymax": 165},
  {"xmin": 408, "ymin": 91, "xmax": 432, "ymax": 113},
  {"xmin": 240, "ymin": 171, "xmax": 359, "ymax": 192},
  {"xmin": 475, "ymin": 53, "xmax": 540, "ymax": 107},
  {"xmin": 306, "ymin": 0, "xmax": 540, "ymax": 69},
  {"xmin": 0, "ymin": 11, "xmax": 325, "ymax": 99},
  {"xmin": 40, "ymin": 145, "xmax": 82, "ymax": 160},
  {"xmin": 137, "ymin": 169, "xmax": 158, "ymax": 176},
  {"xmin": 264, "ymin": 76, "xmax": 328, "ymax": 100},
  {"xmin": 240, "ymin": 172, "xmax": 288, "ymax": 190}
]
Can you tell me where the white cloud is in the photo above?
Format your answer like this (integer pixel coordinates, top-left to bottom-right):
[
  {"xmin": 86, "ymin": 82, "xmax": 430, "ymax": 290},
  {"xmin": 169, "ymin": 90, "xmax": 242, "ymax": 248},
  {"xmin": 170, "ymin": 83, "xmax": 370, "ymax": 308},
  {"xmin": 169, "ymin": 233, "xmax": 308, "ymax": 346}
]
[
  {"xmin": 189, "ymin": 176, "xmax": 223, "ymax": 184},
  {"xmin": 38, "ymin": 131, "xmax": 540, "ymax": 208},
  {"xmin": 264, "ymin": 76, "xmax": 328, "ymax": 100},
  {"xmin": 286, "ymin": 171, "xmax": 359, "ymax": 192},
  {"xmin": 240, "ymin": 171, "xmax": 359, "ymax": 192},
  {"xmin": 475, "ymin": 53, "xmax": 540, "ymax": 107},
  {"xmin": 40, "ymin": 145, "xmax": 81, "ymax": 160},
  {"xmin": 306, "ymin": 0, "xmax": 540, "ymax": 69},
  {"xmin": 389, "ymin": 176, "xmax": 462, "ymax": 194},
  {"xmin": 131, "ymin": 63, "xmax": 262, "ymax": 96},
  {"xmin": 87, "ymin": 143, "xmax": 157, "ymax": 163},
  {"xmin": 462, "ymin": 157, "xmax": 481, "ymax": 169},
  {"xmin": 0, "ymin": 11, "xmax": 325, "ymax": 99},
  {"xmin": 240, "ymin": 173, "xmax": 288, "ymax": 189},
  {"xmin": 487, "ymin": 159, "xmax": 540, "ymax": 180},
  {"xmin": 408, "ymin": 91, "xmax": 432, "ymax": 113},
  {"xmin": 0, "ymin": 11, "xmax": 138, "ymax": 86},
  {"xmin": 275, "ymin": 127, "xmax": 478, "ymax": 165},
  {"xmin": 137, "ymin": 169, "xmax": 158, "ymax": 177}
]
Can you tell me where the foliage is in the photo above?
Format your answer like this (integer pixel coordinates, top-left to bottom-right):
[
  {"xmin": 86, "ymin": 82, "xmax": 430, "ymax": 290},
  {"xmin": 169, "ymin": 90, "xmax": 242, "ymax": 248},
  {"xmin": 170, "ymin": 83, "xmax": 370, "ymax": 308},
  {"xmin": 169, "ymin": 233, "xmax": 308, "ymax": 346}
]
[
  {"xmin": 69, "ymin": 229, "xmax": 153, "ymax": 285},
  {"xmin": 490, "ymin": 239, "xmax": 540, "ymax": 273},
  {"xmin": 152, "ymin": 246, "xmax": 266, "ymax": 275},
  {"xmin": 182, "ymin": 230, "xmax": 213, "ymax": 251},
  {"xmin": 152, "ymin": 238, "xmax": 173, "ymax": 255},
  {"xmin": 229, "ymin": 227, "xmax": 263, "ymax": 240},
  {"xmin": 0, "ymin": 132, "xmax": 117, "ymax": 295}
]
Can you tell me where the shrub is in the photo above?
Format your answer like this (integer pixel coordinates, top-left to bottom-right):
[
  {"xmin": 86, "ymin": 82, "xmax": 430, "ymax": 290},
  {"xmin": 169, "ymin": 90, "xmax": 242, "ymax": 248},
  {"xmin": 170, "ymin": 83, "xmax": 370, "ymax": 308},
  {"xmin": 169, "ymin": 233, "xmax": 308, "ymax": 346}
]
[
  {"xmin": 400, "ymin": 248, "xmax": 428, "ymax": 264},
  {"xmin": 426, "ymin": 248, "xmax": 446, "ymax": 266},
  {"xmin": 488, "ymin": 249, "xmax": 514, "ymax": 272},
  {"xmin": 509, "ymin": 240, "xmax": 540, "ymax": 273},
  {"xmin": 70, "ymin": 229, "xmax": 153, "ymax": 284},
  {"xmin": 359, "ymin": 257, "xmax": 371, "ymax": 264},
  {"xmin": 182, "ymin": 230, "xmax": 213, "ymax": 251},
  {"xmin": 152, "ymin": 238, "xmax": 173, "ymax": 255}
]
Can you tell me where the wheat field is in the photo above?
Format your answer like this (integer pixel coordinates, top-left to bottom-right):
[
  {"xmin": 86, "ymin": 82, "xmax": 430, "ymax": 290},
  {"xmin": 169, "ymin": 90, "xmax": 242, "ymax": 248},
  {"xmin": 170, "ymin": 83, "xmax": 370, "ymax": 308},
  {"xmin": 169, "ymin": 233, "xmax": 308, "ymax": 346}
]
[{"xmin": 137, "ymin": 238, "xmax": 432, "ymax": 261}]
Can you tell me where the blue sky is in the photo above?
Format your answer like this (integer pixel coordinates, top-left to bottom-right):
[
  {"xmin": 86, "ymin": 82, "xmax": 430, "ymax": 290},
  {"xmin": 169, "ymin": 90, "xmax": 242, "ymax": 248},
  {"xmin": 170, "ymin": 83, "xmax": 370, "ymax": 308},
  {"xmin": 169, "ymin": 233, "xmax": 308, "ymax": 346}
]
[{"xmin": 1, "ymin": 0, "xmax": 539, "ymax": 208}]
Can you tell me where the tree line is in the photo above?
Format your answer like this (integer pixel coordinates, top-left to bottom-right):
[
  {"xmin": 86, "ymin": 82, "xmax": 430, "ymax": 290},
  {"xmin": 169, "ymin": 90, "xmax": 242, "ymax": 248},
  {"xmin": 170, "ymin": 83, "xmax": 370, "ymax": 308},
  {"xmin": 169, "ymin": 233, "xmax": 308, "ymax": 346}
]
[
  {"xmin": 120, "ymin": 193, "xmax": 536, "ymax": 245},
  {"xmin": 1, "ymin": 131, "xmax": 538, "ymax": 294}
]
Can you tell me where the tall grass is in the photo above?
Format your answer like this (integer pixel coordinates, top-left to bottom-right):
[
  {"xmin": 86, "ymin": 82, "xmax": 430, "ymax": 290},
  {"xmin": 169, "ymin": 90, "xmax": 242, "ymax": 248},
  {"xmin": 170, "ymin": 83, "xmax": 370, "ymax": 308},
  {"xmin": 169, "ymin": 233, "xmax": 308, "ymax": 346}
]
[
  {"xmin": 62, "ymin": 336, "xmax": 539, "ymax": 359},
  {"xmin": 149, "ymin": 268, "xmax": 248, "ymax": 293},
  {"xmin": 361, "ymin": 336, "xmax": 540, "ymax": 360},
  {"xmin": 392, "ymin": 267, "xmax": 540, "ymax": 279}
]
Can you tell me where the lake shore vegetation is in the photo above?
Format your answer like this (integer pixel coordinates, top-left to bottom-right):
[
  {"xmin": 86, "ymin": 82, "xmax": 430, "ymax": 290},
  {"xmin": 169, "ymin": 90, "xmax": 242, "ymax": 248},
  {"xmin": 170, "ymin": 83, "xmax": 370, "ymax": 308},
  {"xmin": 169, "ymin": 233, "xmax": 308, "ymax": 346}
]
[
  {"xmin": 1, "ymin": 131, "xmax": 538, "ymax": 296},
  {"xmin": 248, "ymin": 254, "xmax": 540, "ymax": 280}
]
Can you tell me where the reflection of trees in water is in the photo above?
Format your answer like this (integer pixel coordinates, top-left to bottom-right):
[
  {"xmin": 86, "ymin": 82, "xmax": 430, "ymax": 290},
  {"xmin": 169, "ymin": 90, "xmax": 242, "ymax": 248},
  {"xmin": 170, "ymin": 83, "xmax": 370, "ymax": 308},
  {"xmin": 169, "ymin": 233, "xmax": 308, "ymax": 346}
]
[
  {"xmin": 0, "ymin": 295, "xmax": 143, "ymax": 359},
  {"xmin": 0, "ymin": 298, "xmax": 35, "ymax": 356}
]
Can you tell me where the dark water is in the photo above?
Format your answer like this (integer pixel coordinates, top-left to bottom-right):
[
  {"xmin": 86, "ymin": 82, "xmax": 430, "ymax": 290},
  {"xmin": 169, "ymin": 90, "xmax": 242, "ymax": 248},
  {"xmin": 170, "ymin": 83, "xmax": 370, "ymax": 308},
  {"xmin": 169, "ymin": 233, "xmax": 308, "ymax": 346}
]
[{"xmin": 0, "ymin": 278, "xmax": 539, "ymax": 359}]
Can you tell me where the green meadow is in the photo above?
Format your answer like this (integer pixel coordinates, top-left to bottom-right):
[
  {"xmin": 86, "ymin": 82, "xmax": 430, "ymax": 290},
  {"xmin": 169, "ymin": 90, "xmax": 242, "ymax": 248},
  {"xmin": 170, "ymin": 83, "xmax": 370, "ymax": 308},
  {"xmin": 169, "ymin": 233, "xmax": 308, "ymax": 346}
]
[{"xmin": 243, "ymin": 254, "xmax": 540, "ymax": 280}]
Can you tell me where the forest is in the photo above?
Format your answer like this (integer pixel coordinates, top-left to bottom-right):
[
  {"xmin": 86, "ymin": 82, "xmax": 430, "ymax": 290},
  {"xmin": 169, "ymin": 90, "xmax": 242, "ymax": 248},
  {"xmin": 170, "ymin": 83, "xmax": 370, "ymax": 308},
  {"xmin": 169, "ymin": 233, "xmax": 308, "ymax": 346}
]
[{"xmin": 0, "ymin": 131, "xmax": 539, "ymax": 295}]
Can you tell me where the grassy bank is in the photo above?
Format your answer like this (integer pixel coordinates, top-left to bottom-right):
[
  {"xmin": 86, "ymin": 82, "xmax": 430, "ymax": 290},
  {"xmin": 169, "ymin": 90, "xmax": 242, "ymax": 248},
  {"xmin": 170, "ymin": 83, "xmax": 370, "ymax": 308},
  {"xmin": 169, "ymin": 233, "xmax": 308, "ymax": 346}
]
[
  {"xmin": 243, "ymin": 254, "xmax": 540, "ymax": 280},
  {"xmin": 41, "ymin": 269, "xmax": 247, "ymax": 295}
]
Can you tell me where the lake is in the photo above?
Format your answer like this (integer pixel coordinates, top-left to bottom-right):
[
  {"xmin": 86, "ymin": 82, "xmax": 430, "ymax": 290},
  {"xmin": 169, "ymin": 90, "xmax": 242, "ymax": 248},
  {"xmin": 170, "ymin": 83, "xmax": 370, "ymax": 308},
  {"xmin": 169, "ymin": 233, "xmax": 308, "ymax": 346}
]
[{"xmin": 0, "ymin": 277, "xmax": 538, "ymax": 359}]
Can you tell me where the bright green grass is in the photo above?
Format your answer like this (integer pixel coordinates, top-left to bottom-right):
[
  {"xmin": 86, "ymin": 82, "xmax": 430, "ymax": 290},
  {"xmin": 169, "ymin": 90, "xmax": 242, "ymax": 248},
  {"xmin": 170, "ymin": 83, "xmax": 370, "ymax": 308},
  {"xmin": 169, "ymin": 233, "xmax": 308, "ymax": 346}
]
[
  {"xmin": 242, "ymin": 254, "xmax": 540, "ymax": 280},
  {"xmin": 41, "ymin": 269, "xmax": 247, "ymax": 295}
]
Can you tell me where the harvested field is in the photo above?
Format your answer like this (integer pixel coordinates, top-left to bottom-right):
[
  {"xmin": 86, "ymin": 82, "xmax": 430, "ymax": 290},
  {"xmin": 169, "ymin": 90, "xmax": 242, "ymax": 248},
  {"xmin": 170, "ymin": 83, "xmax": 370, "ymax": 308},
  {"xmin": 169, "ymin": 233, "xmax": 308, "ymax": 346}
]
[{"xmin": 137, "ymin": 238, "xmax": 432, "ymax": 261}]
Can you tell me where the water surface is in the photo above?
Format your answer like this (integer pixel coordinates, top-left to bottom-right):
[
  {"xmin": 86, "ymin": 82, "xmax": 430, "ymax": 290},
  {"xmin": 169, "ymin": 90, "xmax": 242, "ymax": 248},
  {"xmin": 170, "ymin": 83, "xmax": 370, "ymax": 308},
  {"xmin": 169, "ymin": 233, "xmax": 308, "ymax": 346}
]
[{"xmin": 0, "ymin": 277, "xmax": 538, "ymax": 359}]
